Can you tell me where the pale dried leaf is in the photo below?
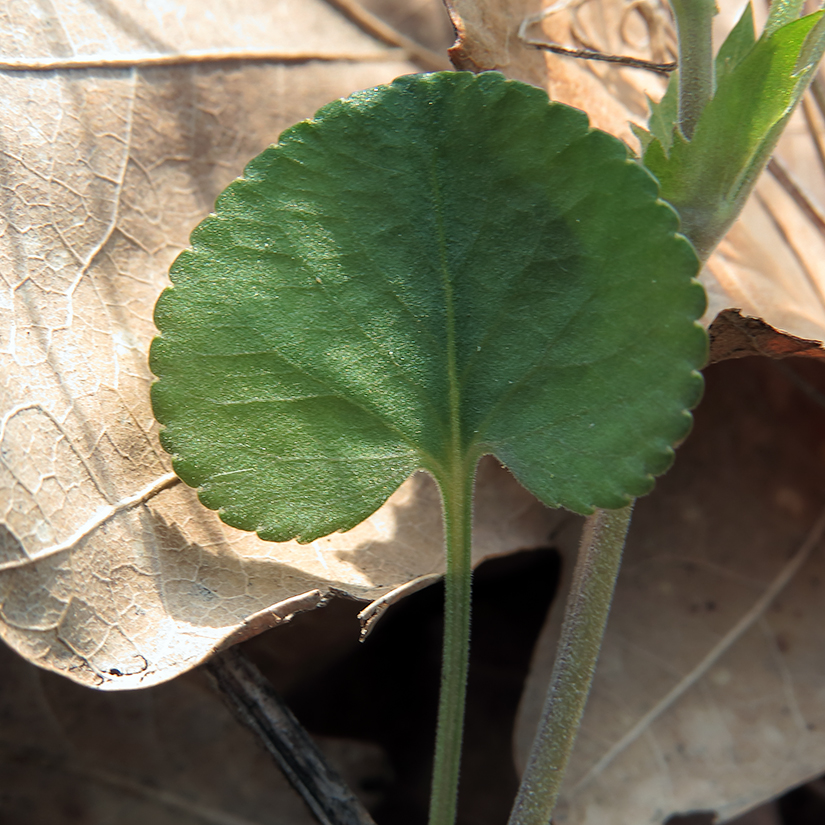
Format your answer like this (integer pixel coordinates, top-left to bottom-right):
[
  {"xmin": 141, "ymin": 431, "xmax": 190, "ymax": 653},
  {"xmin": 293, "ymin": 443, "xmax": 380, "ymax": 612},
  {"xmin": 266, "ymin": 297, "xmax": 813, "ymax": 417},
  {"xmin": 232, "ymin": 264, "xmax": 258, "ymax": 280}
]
[
  {"xmin": 0, "ymin": 0, "xmax": 561, "ymax": 688},
  {"xmin": 445, "ymin": 0, "xmax": 671, "ymax": 138},
  {"xmin": 516, "ymin": 358, "xmax": 825, "ymax": 823},
  {"xmin": 446, "ymin": 0, "xmax": 825, "ymax": 353}
]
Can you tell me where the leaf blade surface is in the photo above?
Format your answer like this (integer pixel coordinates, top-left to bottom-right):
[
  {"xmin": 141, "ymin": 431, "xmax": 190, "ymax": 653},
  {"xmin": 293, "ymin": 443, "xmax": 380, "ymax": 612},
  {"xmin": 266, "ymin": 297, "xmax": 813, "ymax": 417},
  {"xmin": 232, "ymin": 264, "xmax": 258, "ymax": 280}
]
[{"xmin": 152, "ymin": 71, "xmax": 706, "ymax": 540}]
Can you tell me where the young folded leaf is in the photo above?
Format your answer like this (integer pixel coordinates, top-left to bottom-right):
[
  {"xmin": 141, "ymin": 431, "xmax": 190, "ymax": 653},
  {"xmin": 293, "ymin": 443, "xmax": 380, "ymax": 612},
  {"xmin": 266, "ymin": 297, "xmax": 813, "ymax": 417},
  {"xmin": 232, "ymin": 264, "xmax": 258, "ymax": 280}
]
[
  {"xmin": 634, "ymin": 4, "xmax": 756, "ymax": 163},
  {"xmin": 715, "ymin": 2, "xmax": 757, "ymax": 83},
  {"xmin": 150, "ymin": 71, "xmax": 706, "ymax": 545},
  {"xmin": 643, "ymin": 7, "xmax": 825, "ymax": 261}
]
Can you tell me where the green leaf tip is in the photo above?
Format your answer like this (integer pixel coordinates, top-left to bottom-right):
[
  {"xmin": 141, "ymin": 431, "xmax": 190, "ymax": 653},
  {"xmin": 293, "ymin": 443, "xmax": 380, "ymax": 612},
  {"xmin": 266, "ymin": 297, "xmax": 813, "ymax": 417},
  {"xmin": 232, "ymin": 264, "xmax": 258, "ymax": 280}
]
[{"xmin": 150, "ymin": 71, "xmax": 707, "ymax": 543}]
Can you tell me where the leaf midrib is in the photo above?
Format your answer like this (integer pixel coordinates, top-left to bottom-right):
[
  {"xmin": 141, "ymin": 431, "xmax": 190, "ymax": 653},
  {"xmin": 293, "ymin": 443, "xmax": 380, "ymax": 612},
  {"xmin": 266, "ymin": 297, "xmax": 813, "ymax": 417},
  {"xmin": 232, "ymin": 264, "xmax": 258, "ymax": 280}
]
[{"xmin": 428, "ymin": 153, "xmax": 464, "ymax": 481}]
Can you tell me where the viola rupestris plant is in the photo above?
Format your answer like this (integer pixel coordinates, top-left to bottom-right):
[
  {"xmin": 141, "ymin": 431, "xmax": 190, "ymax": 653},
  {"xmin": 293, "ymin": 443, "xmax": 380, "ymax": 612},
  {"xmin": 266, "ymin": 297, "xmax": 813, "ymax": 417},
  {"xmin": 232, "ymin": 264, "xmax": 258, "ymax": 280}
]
[
  {"xmin": 151, "ymin": 0, "xmax": 825, "ymax": 822},
  {"xmin": 150, "ymin": 70, "xmax": 706, "ymax": 825},
  {"xmin": 150, "ymin": 68, "xmax": 705, "ymax": 821}
]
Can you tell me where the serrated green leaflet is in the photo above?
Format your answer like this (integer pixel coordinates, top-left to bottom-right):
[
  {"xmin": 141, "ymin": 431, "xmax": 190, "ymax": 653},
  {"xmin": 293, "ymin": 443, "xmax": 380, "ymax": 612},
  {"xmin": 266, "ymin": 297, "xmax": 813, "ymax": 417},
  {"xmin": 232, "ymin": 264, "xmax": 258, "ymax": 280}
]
[
  {"xmin": 643, "ymin": 10, "xmax": 825, "ymax": 260},
  {"xmin": 151, "ymin": 71, "xmax": 705, "ymax": 544}
]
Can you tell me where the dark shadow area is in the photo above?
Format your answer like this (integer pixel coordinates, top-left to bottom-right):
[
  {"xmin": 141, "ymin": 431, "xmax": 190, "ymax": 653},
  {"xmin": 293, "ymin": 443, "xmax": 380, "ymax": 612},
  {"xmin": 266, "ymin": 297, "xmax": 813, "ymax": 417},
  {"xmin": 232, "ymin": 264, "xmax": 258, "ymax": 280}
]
[
  {"xmin": 665, "ymin": 814, "xmax": 716, "ymax": 825},
  {"xmin": 245, "ymin": 546, "xmax": 562, "ymax": 825},
  {"xmin": 778, "ymin": 780, "xmax": 825, "ymax": 825}
]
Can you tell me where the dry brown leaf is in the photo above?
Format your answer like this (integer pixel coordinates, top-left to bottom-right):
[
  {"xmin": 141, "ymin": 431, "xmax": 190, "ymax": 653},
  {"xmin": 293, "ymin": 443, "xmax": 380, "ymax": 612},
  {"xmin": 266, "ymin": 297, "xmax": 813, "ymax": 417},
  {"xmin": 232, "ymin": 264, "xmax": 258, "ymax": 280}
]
[
  {"xmin": 357, "ymin": 0, "xmax": 456, "ymax": 58},
  {"xmin": 445, "ymin": 0, "xmax": 825, "ymax": 355},
  {"xmin": 516, "ymin": 357, "xmax": 825, "ymax": 823},
  {"xmin": 0, "ymin": 634, "xmax": 393, "ymax": 824},
  {"xmin": 0, "ymin": 0, "xmax": 561, "ymax": 689}
]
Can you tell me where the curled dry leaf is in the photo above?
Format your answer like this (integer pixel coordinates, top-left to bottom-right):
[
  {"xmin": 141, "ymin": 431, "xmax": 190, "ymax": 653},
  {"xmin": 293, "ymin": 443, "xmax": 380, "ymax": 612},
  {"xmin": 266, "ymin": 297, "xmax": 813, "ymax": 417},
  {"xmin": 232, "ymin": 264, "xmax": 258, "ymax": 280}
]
[
  {"xmin": 0, "ymin": 0, "xmax": 561, "ymax": 688},
  {"xmin": 445, "ymin": 0, "xmax": 825, "ymax": 356}
]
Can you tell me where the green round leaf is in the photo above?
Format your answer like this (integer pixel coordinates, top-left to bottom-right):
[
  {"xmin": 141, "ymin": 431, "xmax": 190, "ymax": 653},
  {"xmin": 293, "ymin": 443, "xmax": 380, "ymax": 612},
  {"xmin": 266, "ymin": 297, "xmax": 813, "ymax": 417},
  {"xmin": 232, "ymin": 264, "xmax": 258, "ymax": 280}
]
[{"xmin": 150, "ymin": 71, "xmax": 706, "ymax": 543}]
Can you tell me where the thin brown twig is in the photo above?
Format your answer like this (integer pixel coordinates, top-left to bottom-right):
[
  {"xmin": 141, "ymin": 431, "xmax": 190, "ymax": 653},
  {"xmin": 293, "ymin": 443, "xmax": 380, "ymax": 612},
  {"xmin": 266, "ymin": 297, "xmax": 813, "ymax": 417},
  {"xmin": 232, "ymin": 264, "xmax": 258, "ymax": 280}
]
[
  {"xmin": 811, "ymin": 74, "xmax": 825, "ymax": 123},
  {"xmin": 758, "ymin": 159, "xmax": 825, "ymax": 312},
  {"xmin": 801, "ymin": 93, "xmax": 825, "ymax": 177},
  {"xmin": 767, "ymin": 156, "xmax": 825, "ymax": 238},
  {"xmin": 519, "ymin": 0, "xmax": 676, "ymax": 75},
  {"xmin": 0, "ymin": 49, "xmax": 404, "ymax": 73},
  {"xmin": 205, "ymin": 648, "xmax": 376, "ymax": 825},
  {"xmin": 522, "ymin": 38, "xmax": 676, "ymax": 74},
  {"xmin": 323, "ymin": 0, "xmax": 450, "ymax": 72}
]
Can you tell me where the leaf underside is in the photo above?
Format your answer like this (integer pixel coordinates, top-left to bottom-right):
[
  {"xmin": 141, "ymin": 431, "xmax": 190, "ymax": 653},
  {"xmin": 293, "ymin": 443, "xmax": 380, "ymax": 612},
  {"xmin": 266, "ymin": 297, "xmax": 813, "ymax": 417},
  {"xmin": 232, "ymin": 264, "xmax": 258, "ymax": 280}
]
[{"xmin": 151, "ymin": 71, "xmax": 706, "ymax": 543}]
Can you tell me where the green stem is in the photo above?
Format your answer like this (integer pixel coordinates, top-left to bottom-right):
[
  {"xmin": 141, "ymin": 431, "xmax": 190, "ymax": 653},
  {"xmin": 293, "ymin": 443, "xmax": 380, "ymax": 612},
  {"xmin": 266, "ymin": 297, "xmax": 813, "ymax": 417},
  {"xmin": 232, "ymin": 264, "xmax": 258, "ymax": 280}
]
[
  {"xmin": 507, "ymin": 504, "xmax": 634, "ymax": 825},
  {"xmin": 669, "ymin": 0, "xmax": 716, "ymax": 139},
  {"xmin": 428, "ymin": 463, "xmax": 475, "ymax": 825}
]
